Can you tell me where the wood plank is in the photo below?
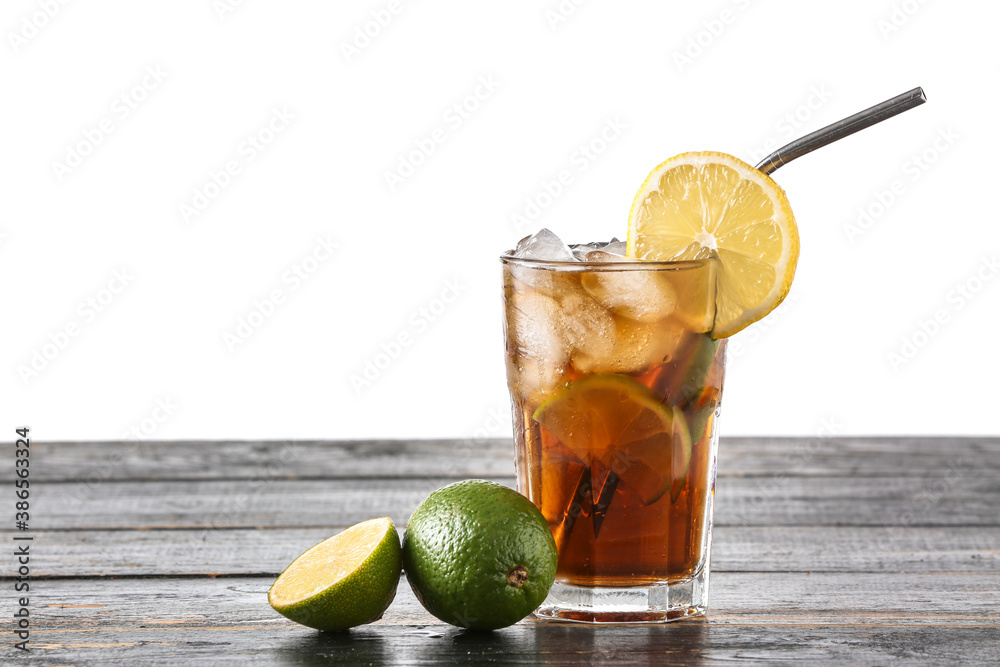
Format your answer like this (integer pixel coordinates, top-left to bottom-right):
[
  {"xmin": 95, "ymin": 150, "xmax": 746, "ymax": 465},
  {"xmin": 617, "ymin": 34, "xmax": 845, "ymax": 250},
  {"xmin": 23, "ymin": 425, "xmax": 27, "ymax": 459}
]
[
  {"xmin": 13, "ymin": 438, "xmax": 513, "ymax": 482},
  {"xmin": 12, "ymin": 437, "xmax": 998, "ymax": 662},
  {"xmin": 10, "ymin": 437, "xmax": 999, "ymax": 482},
  {"xmin": 21, "ymin": 526, "xmax": 1000, "ymax": 578},
  {"xmin": 24, "ymin": 574, "xmax": 1000, "ymax": 664},
  {"xmin": 26, "ymin": 474, "xmax": 1000, "ymax": 531}
]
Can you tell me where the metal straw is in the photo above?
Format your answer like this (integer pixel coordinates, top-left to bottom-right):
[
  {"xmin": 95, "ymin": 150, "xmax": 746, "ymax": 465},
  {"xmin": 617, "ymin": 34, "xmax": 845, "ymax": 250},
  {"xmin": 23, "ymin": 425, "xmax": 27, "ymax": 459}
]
[{"xmin": 755, "ymin": 87, "xmax": 926, "ymax": 174}]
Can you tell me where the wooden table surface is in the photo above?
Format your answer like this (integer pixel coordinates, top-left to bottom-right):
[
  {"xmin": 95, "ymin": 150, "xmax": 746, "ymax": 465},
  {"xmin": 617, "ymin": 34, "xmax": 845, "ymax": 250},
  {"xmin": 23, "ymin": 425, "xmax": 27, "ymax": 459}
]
[{"xmin": 5, "ymin": 437, "xmax": 999, "ymax": 665}]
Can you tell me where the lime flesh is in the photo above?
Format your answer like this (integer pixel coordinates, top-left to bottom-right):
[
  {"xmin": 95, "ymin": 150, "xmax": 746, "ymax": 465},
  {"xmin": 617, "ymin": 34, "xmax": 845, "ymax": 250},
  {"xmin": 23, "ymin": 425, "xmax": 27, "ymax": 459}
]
[{"xmin": 268, "ymin": 517, "xmax": 402, "ymax": 631}]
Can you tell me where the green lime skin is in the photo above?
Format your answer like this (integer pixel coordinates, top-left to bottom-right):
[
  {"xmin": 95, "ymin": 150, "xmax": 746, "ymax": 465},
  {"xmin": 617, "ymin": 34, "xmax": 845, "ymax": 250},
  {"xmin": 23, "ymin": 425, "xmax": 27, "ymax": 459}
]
[{"xmin": 402, "ymin": 480, "xmax": 557, "ymax": 631}]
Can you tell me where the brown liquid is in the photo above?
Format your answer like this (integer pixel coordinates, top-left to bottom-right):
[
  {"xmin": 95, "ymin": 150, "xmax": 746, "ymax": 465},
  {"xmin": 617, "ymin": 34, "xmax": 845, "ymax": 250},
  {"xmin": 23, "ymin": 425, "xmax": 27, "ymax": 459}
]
[
  {"xmin": 504, "ymin": 259, "xmax": 725, "ymax": 587},
  {"xmin": 514, "ymin": 356, "xmax": 723, "ymax": 586}
]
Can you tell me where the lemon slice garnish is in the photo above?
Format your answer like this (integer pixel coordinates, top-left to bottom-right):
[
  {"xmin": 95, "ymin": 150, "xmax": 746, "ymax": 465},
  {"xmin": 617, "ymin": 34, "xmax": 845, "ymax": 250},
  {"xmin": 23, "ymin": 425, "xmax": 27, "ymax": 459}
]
[{"xmin": 627, "ymin": 151, "xmax": 799, "ymax": 338}]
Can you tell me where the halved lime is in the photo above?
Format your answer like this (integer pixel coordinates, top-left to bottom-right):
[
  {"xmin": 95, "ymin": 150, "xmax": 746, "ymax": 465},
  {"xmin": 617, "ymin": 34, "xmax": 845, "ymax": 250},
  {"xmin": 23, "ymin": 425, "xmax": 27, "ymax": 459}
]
[{"xmin": 268, "ymin": 517, "xmax": 402, "ymax": 631}]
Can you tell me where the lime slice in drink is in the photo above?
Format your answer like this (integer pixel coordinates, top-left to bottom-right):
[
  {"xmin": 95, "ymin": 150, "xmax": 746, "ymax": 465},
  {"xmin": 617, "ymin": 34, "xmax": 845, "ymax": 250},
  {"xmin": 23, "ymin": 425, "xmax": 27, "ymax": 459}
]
[
  {"xmin": 533, "ymin": 375, "xmax": 691, "ymax": 505},
  {"xmin": 268, "ymin": 517, "xmax": 402, "ymax": 631}
]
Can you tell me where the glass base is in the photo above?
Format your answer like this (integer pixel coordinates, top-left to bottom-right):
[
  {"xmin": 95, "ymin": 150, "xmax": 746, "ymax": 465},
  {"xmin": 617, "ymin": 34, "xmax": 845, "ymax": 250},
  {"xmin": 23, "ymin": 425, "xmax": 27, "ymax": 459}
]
[{"xmin": 534, "ymin": 569, "xmax": 709, "ymax": 624}]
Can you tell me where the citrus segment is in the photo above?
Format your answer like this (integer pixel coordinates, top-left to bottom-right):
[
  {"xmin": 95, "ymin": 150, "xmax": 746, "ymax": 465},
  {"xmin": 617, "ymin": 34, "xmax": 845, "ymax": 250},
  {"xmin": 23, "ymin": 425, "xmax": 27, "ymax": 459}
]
[
  {"xmin": 533, "ymin": 375, "xmax": 692, "ymax": 505},
  {"xmin": 627, "ymin": 151, "xmax": 799, "ymax": 338},
  {"xmin": 268, "ymin": 517, "xmax": 401, "ymax": 631}
]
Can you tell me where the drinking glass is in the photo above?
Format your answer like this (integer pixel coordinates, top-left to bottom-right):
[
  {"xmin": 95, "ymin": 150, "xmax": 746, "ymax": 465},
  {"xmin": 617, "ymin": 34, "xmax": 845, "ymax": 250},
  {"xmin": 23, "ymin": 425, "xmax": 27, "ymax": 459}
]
[{"xmin": 502, "ymin": 254, "xmax": 726, "ymax": 622}]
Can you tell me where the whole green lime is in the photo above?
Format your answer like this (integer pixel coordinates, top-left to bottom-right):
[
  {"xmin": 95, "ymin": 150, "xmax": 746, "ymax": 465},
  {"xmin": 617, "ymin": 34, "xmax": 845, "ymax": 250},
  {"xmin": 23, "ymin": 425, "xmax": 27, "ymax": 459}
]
[{"xmin": 402, "ymin": 479, "xmax": 557, "ymax": 630}]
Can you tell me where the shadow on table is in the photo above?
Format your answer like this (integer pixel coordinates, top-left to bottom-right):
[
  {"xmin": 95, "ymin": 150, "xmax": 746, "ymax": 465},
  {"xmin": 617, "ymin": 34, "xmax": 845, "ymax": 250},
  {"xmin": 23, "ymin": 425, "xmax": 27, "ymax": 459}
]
[
  {"xmin": 268, "ymin": 628, "xmax": 392, "ymax": 666},
  {"xmin": 269, "ymin": 619, "xmax": 710, "ymax": 665},
  {"xmin": 521, "ymin": 619, "xmax": 710, "ymax": 665}
]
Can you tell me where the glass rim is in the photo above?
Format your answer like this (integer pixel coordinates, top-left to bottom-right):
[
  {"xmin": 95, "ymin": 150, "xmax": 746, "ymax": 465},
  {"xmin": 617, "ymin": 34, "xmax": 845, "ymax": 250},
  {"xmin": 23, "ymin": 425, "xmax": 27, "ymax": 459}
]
[{"xmin": 499, "ymin": 253, "xmax": 715, "ymax": 271}]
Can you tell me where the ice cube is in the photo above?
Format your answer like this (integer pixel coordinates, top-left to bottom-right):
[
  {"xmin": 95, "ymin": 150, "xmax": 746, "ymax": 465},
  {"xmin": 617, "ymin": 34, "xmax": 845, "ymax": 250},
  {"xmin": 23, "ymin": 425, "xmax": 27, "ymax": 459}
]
[
  {"xmin": 558, "ymin": 290, "xmax": 616, "ymax": 360},
  {"xmin": 506, "ymin": 291, "xmax": 569, "ymax": 399},
  {"xmin": 571, "ymin": 243, "xmax": 602, "ymax": 261},
  {"xmin": 570, "ymin": 239, "xmax": 625, "ymax": 261},
  {"xmin": 512, "ymin": 229, "xmax": 576, "ymax": 262},
  {"xmin": 584, "ymin": 250, "xmax": 626, "ymax": 263},
  {"xmin": 580, "ymin": 268, "xmax": 677, "ymax": 323},
  {"xmin": 603, "ymin": 240, "xmax": 627, "ymax": 256},
  {"xmin": 572, "ymin": 316, "xmax": 685, "ymax": 374},
  {"xmin": 510, "ymin": 230, "xmax": 578, "ymax": 291},
  {"xmin": 508, "ymin": 261, "xmax": 585, "ymax": 297}
]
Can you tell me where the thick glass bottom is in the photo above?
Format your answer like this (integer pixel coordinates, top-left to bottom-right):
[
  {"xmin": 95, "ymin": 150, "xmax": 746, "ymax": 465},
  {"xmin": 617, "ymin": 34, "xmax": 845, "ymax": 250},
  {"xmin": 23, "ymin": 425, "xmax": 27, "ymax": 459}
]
[{"xmin": 534, "ymin": 568, "xmax": 709, "ymax": 624}]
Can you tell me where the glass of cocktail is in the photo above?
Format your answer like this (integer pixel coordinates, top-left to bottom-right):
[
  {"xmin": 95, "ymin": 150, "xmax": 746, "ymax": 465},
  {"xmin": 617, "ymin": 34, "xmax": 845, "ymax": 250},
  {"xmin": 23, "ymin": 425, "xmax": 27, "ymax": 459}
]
[
  {"xmin": 500, "ymin": 88, "xmax": 925, "ymax": 623},
  {"xmin": 502, "ymin": 245, "xmax": 725, "ymax": 622},
  {"xmin": 501, "ymin": 151, "xmax": 799, "ymax": 623}
]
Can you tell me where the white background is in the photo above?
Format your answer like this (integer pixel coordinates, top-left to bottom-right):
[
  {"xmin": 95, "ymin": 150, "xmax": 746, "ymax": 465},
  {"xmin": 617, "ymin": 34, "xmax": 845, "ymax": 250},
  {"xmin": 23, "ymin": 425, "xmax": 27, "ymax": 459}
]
[{"xmin": 3, "ymin": 0, "xmax": 998, "ymax": 441}]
